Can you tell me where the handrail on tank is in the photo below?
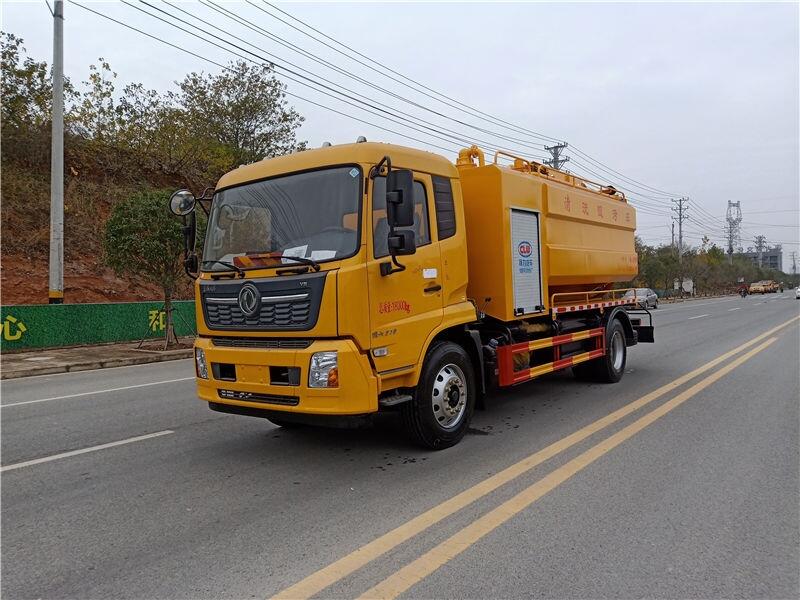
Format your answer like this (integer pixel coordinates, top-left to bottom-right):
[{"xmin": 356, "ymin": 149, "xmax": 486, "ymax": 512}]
[
  {"xmin": 551, "ymin": 287, "xmax": 636, "ymax": 307},
  {"xmin": 485, "ymin": 147, "xmax": 628, "ymax": 203},
  {"xmin": 493, "ymin": 150, "xmax": 534, "ymax": 172}
]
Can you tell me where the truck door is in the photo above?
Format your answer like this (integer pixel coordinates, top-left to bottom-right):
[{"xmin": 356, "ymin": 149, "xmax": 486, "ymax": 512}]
[{"xmin": 367, "ymin": 173, "xmax": 443, "ymax": 372}]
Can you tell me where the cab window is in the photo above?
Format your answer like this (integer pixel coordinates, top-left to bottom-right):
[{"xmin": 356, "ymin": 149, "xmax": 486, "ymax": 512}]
[{"xmin": 372, "ymin": 176, "xmax": 431, "ymax": 258}]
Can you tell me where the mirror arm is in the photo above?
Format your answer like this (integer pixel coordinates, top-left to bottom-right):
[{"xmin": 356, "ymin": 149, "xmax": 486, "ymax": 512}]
[
  {"xmin": 181, "ymin": 213, "xmax": 199, "ymax": 280},
  {"xmin": 380, "ymin": 255, "xmax": 406, "ymax": 277},
  {"xmin": 379, "ymin": 223, "xmax": 407, "ymax": 277},
  {"xmin": 197, "ymin": 187, "xmax": 214, "ymax": 216},
  {"xmin": 196, "ymin": 198, "xmax": 210, "ymax": 217},
  {"xmin": 370, "ymin": 155, "xmax": 392, "ymax": 179}
]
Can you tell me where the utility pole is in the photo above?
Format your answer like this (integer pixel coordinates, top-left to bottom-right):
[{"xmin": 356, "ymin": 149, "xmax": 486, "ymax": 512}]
[
  {"xmin": 790, "ymin": 251, "xmax": 797, "ymax": 275},
  {"xmin": 48, "ymin": 0, "xmax": 65, "ymax": 304},
  {"xmin": 725, "ymin": 200, "xmax": 742, "ymax": 264},
  {"xmin": 544, "ymin": 142, "xmax": 570, "ymax": 170},
  {"xmin": 671, "ymin": 221, "xmax": 675, "ymax": 248},
  {"xmin": 753, "ymin": 235, "xmax": 767, "ymax": 268},
  {"xmin": 672, "ymin": 197, "xmax": 689, "ymax": 294}
]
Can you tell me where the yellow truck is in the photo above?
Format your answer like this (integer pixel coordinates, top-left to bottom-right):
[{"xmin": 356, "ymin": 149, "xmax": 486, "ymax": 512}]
[
  {"xmin": 749, "ymin": 280, "xmax": 778, "ymax": 294},
  {"xmin": 169, "ymin": 141, "xmax": 654, "ymax": 449}
]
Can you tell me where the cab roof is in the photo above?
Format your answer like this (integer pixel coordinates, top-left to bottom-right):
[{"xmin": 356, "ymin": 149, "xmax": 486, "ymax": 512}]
[{"xmin": 215, "ymin": 141, "xmax": 459, "ymax": 191}]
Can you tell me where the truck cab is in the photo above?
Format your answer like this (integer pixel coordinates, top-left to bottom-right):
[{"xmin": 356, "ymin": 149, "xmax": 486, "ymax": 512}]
[{"xmin": 177, "ymin": 142, "xmax": 476, "ymax": 435}]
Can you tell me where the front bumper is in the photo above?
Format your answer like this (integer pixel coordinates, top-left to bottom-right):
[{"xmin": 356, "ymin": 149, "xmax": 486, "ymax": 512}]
[{"xmin": 194, "ymin": 337, "xmax": 378, "ymax": 415}]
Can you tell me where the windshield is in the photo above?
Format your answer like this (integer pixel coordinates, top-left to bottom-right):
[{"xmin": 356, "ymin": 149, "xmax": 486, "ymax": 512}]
[{"xmin": 202, "ymin": 166, "xmax": 361, "ymax": 271}]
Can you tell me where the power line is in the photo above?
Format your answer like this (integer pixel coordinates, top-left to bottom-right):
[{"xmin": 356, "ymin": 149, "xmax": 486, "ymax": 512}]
[
  {"xmin": 119, "ymin": 0, "xmax": 687, "ymax": 214},
  {"xmin": 127, "ymin": 0, "xmax": 503, "ymax": 155},
  {"xmin": 740, "ymin": 222, "xmax": 800, "ymax": 228},
  {"xmin": 258, "ymin": 1, "xmax": 688, "ymax": 200},
  {"xmin": 565, "ymin": 146, "xmax": 682, "ymax": 198},
  {"xmin": 196, "ymin": 0, "xmax": 554, "ymax": 156},
  {"xmin": 70, "ymin": 2, "xmax": 471, "ymax": 155},
  {"xmin": 74, "ymin": 0, "xmax": 691, "ymax": 216},
  {"xmin": 260, "ymin": 0, "xmax": 564, "ymax": 146}
]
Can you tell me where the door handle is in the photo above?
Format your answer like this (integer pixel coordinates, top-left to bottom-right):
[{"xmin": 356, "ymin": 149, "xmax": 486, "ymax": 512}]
[{"xmin": 424, "ymin": 284, "xmax": 442, "ymax": 293}]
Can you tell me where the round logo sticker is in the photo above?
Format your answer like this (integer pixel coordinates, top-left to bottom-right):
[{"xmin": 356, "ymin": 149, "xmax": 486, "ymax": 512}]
[
  {"xmin": 238, "ymin": 282, "xmax": 261, "ymax": 318},
  {"xmin": 517, "ymin": 241, "xmax": 533, "ymax": 257}
]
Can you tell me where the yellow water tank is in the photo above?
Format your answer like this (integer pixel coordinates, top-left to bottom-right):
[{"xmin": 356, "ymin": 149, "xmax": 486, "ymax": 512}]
[{"xmin": 456, "ymin": 148, "xmax": 638, "ymax": 322}]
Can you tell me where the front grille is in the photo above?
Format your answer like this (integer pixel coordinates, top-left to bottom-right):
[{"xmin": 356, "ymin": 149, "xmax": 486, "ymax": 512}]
[
  {"xmin": 211, "ymin": 337, "xmax": 312, "ymax": 349},
  {"xmin": 200, "ymin": 273, "xmax": 326, "ymax": 332},
  {"xmin": 206, "ymin": 297, "xmax": 311, "ymax": 329},
  {"xmin": 218, "ymin": 389, "xmax": 299, "ymax": 406}
]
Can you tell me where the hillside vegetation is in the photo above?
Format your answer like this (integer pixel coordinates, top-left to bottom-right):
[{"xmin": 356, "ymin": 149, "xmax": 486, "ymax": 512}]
[{"xmin": 1, "ymin": 33, "xmax": 305, "ymax": 304}]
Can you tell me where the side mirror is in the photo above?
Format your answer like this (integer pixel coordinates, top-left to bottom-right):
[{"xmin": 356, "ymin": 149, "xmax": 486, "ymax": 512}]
[
  {"xmin": 169, "ymin": 189, "xmax": 196, "ymax": 216},
  {"xmin": 388, "ymin": 229, "xmax": 416, "ymax": 256},
  {"xmin": 386, "ymin": 169, "xmax": 415, "ymax": 227}
]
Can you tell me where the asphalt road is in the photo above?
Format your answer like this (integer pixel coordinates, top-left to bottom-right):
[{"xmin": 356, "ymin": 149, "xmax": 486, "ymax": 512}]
[{"xmin": 2, "ymin": 294, "xmax": 798, "ymax": 599}]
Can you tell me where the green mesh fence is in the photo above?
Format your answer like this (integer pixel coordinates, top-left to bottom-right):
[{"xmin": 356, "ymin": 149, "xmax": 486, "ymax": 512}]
[{"xmin": 0, "ymin": 301, "xmax": 197, "ymax": 351}]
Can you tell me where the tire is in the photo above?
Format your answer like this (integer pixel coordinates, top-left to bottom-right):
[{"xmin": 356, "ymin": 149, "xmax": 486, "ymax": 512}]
[
  {"xmin": 653, "ymin": 300, "xmax": 659, "ymax": 309},
  {"xmin": 402, "ymin": 342, "xmax": 475, "ymax": 450},
  {"xmin": 572, "ymin": 319, "xmax": 627, "ymax": 383}
]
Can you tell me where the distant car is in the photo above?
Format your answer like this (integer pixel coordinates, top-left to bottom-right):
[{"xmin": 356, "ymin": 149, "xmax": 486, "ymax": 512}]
[
  {"xmin": 624, "ymin": 287, "xmax": 659, "ymax": 309},
  {"xmin": 795, "ymin": 286, "xmax": 800, "ymax": 300}
]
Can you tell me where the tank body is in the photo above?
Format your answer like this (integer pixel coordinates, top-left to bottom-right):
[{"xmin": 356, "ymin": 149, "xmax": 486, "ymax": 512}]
[{"xmin": 457, "ymin": 158, "xmax": 638, "ymax": 322}]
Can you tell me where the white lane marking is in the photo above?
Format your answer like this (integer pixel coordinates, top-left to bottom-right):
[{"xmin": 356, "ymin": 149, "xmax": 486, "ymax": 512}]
[
  {"xmin": 658, "ymin": 298, "xmax": 737, "ymax": 311},
  {"xmin": 0, "ymin": 378, "xmax": 194, "ymax": 408},
  {"xmin": 728, "ymin": 307, "xmax": 741, "ymax": 311},
  {"xmin": 688, "ymin": 314, "xmax": 710, "ymax": 320},
  {"xmin": 0, "ymin": 430, "xmax": 174, "ymax": 473}
]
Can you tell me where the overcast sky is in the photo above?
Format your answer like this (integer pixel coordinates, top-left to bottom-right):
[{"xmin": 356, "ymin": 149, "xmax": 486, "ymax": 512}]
[{"xmin": 4, "ymin": 1, "xmax": 799, "ymax": 258}]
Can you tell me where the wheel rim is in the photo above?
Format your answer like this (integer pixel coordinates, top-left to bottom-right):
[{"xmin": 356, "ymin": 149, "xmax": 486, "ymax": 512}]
[
  {"xmin": 431, "ymin": 363, "xmax": 467, "ymax": 429},
  {"xmin": 610, "ymin": 330, "xmax": 625, "ymax": 372}
]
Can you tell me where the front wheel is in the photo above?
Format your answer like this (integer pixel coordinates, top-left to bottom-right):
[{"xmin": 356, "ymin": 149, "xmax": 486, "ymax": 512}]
[{"xmin": 402, "ymin": 342, "xmax": 476, "ymax": 450}]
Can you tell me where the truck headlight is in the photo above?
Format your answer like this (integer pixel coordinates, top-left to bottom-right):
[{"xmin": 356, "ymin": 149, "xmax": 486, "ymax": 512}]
[
  {"xmin": 195, "ymin": 347, "xmax": 208, "ymax": 379},
  {"xmin": 309, "ymin": 351, "xmax": 338, "ymax": 388}
]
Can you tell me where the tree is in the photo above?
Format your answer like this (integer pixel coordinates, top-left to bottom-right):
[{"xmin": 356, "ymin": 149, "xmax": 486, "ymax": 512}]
[
  {"xmin": 1, "ymin": 33, "xmax": 77, "ymax": 168},
  {"xmin": 174, "ymin": 60, "xmax": 306, "ymax": 167},
  {"xmin": 104, "ymin": 190, "xmax": 187, "ymax": 346},
  {"xmin": 71, "ymin": 59, "xmax": 120, "ymax": 142}
]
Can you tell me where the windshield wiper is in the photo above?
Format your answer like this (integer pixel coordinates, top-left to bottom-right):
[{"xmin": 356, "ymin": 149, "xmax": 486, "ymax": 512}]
[
  {"xmin": 201, "ymin": 260, "xmax": 245, "ymax": 278},
  {"xmin": 277, "ymin": 255, "xmax": 320, "ymax": 271}
]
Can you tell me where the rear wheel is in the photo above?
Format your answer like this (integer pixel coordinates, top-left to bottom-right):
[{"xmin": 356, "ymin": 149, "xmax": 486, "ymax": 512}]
[
  {"xmin": 573, "ymin": 319, "xmax": 627, "ymax": 383},
  {"xmin": 402, "ymin": 342, "xmax": 475, "ymax": 450}
]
